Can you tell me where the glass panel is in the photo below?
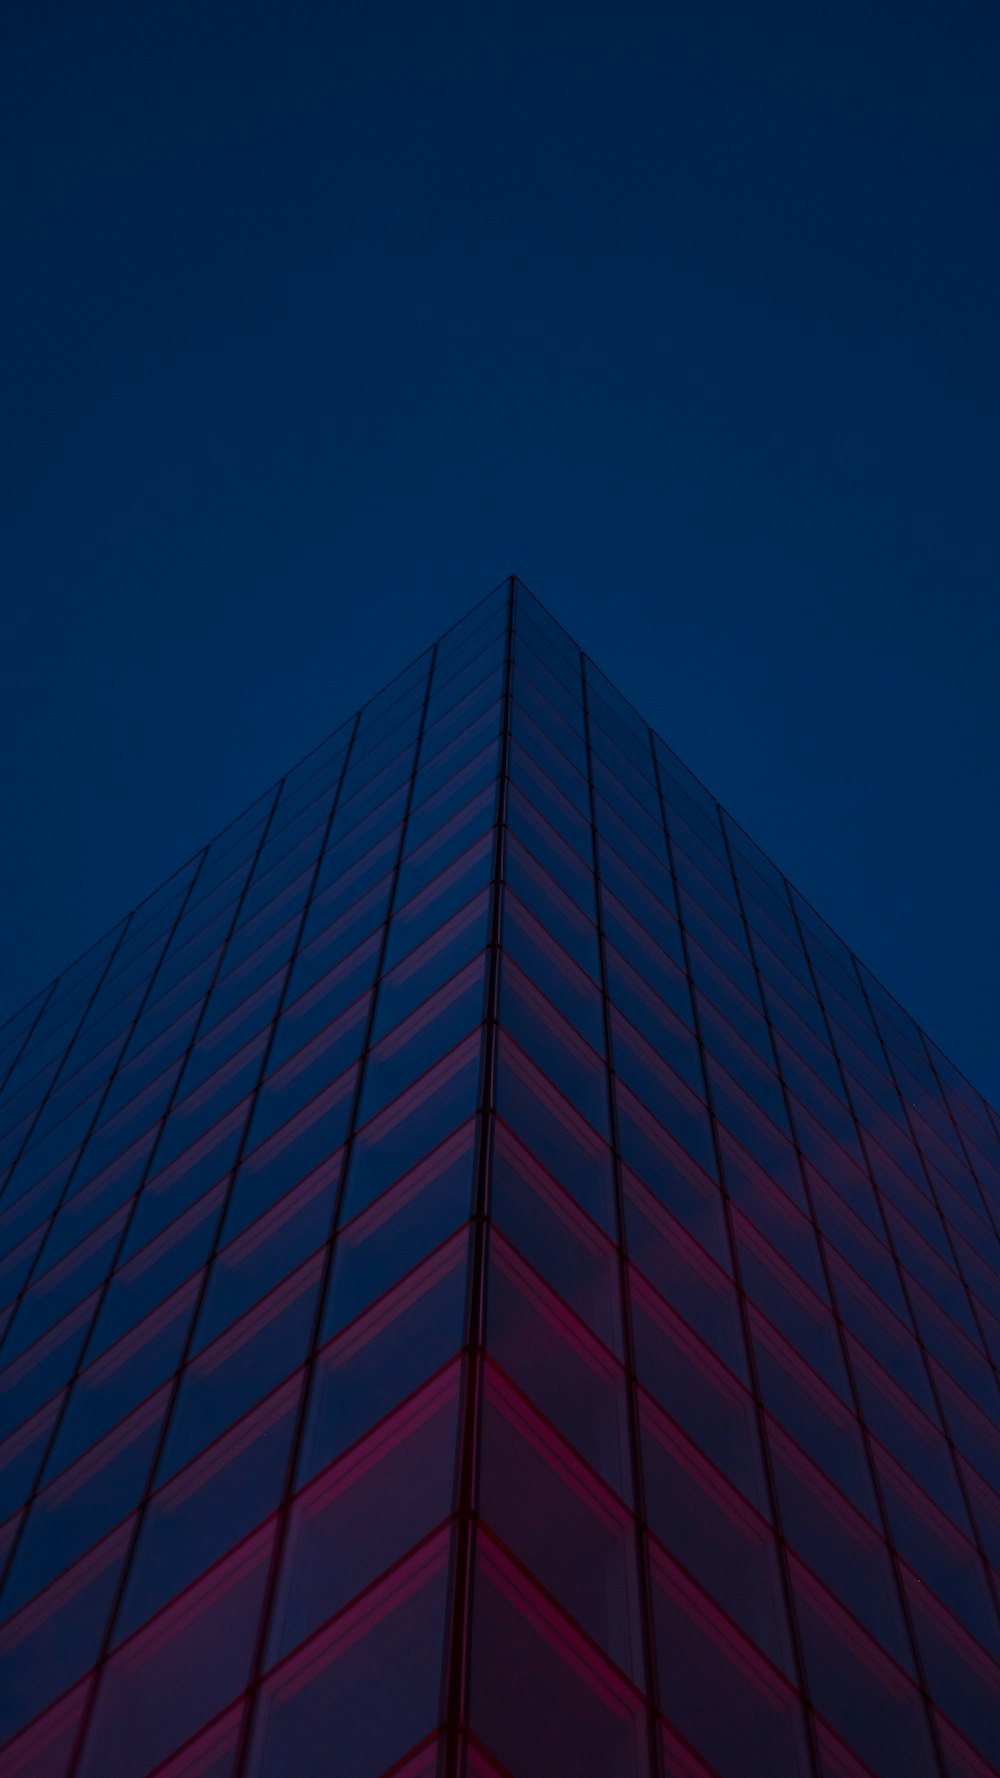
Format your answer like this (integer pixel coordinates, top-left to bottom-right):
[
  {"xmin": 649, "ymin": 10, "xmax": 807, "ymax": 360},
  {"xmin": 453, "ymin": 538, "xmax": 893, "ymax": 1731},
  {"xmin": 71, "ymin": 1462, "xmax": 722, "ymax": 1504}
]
[
  {"xmin": 495, "ymin": 1037, "xmax": 615, "ymax": 1237},
  {"xmin": 479, "ymin": 1365, "xmax": 643, "ymax": 1680},
  {"xmin": 507, "ymin": 787, "xmax": 596, "ymax": 925},
  {"xmin": 45, "ymin": 1279, "xmax": 198, "ymax": 1483},
  {"xmin": 848, "ymin": 1337, "xmax": 968, "ymax": 1527},
  {"xmin": 508, "ymin": 745, "xmax": 592, "ymax": 866},
  {"xmin": 383, "ymin": 835, "xmax": 493, "ymax": 971},
  {"xmin": 393, "ymin": 786, "xmax": 496, "ymax": 909},
  {"xmin": 246, "ymin": 994, "xmax": 369, "ymax": 1154},
  {"xmin": 0, "ymin": 1308, "xmax": 98, "ymax": 1464},
  {"xmin": 615, "ymin": 1086, "xmax": 726, "ymax": 1267},
  {"xmin": 359, "ymin": 959, "xmax": 486, "ymax": 1126},
  {"xmin": 0, "ymin": 1395, "xmax": 63, "ymax": 1527},
  {"xmin": 0, "ymin": 1519, "xmax": 131, "ymax": 1745},
  {"xmin": 302, "ymin": 1231, "xmax": 469, "ymax": 1484},
  {"xmin": 3, "ymin": 1207, "xmax": 129, "ymax": 1363},
  {"xmin": 343, "ymin": 1034, "xmax": 482, "ymax": 1221},
  {"xmin": 631, "ymin": 1276, "xmax": 767, "ymax": 1512},
  {"xmin": 768, "ymin": 1418, "xmax": 912, "ymax": 1667},
  {"xmin": 733, "ymin": 1208, "xmax": 848, "ymax": 1399},
  {"xmin": 268, "ymin": 934, "xmax": 379, "ymax": 1074},
  {"xmin": 651, "ymin": 1544, "xmax": 812, "ymax": 1778},
  {"xmin": 467, "ymin": 1530, "xmax": 649, "ymax": 1778},
  {"xmin": 623, "ymin": 1169, "xmax": 743, "ymax": 1373},
  {"xmin": 503, "ymin": 835, "xmax": 601, "ymax": 982},
  {"xmin": 157, "ymin": 1255, "xmax": 321, "ymax": 1481},
  {"xmin": 903, "ymin": 1565, "xmax": 1000, "ymax": 1770},
  {"xmin": 268, "ymin": 1363, "xmax": 460, "ymax": 1662},
  {"xmin": 246, "ymin": 1529, "xmax": 451, "ymax": 1778},
  {"xmin": 487, "ymin": 1235, "xmax": 632, "ymax": 1501},
  {"xmin": 501, "ymin": 963, "xmax": 609, "ymax": 1140},
  {"xmin": 405, "ymin": 737, "xmax": 501, "ymax": 858},
  {"xmin": 750, "ymin": 1310, "xmax": 878, "ymax": 1521},
  {"xmin": 200, "ymin": 1152, "xmax": 340, "ymax": 1343},
  {"xmin": 293, "ymin": 873, "xmax": 393, "ymax": 1003},
  {"xmin": 236, "ymin": 1065, "xmax": 356, "ymax": 1218},
  {"xmin": 491, "ymin": 1124, "xmax": 624, "ymax": 1356},
  {"xmin": 76, "ymin": 1521, "xmax": 275, "ymax": 1778},
  {"xmin": 123, "ymin": 1105, "xmax": 247, "ymax": 1258},
  {"xmin": 377, "ymin": 891, "xmax": 490, "ymax": 1036},
  {"xmin": 875, "ymin": 1439, "xmax": 1000, "ymax": 1649},
  {"xmin": 0, "ymin": 1675, "xmax": 90, "ymax": 1778},
  {"xmin": 116, "ymin": 1374, "xmax": 302, "ymax": 1641},
  {"xmin": 640, "ymin": 1392, "xmax": 792, "ymax": 1674},
  {"xmin": 790, "ymin": 1555, "xmax": 939, "ymax": 1778},
  {"xmin": 502, "ymin": 892, "xmax": 605, "ymax": 1052},
  {"xmin": 2, "ymin": 1386, "xmax": 167, "ymax": 1619},
  {"xmin": 90, "ymin": 1184, "xmax": 224, "ymax": 1358},
  {"xmin": 324, "ymin": 1122, "xmax": 475, "ymax": 1338}
]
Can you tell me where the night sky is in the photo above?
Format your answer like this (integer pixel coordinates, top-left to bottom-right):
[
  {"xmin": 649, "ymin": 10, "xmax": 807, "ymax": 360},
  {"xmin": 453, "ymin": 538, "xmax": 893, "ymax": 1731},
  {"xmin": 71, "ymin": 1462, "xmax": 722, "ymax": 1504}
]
[{"xmin": 2, "ymin": 3, "xmax": 998, "ymax": 1102}]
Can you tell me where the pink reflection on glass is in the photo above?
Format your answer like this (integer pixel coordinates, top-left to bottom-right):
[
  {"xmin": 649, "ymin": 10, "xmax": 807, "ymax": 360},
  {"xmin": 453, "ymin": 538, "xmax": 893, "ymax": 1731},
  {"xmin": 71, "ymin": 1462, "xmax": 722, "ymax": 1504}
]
[
  {"xmin": 0, "ymin": 1675, "xmax": 89, "ymax": 1778},
  {"xmin": 468, "ymin": 1530, "xmax": 648, "ymax": 1778}
]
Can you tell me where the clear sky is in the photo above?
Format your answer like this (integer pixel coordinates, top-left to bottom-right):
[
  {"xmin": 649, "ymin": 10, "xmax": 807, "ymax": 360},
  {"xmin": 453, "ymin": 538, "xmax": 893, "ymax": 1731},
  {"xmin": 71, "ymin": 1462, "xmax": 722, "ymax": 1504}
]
[{"xmin": 2, "ymin": 1, "xmax": 998, "ymax": 1103}]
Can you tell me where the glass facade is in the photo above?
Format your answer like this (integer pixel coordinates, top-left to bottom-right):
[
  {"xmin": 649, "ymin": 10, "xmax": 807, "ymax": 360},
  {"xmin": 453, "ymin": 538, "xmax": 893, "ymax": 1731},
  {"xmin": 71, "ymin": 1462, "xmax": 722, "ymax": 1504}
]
[{"xmin": 1, "ymin": 577, "xmax": 999, "ymax": 1778}]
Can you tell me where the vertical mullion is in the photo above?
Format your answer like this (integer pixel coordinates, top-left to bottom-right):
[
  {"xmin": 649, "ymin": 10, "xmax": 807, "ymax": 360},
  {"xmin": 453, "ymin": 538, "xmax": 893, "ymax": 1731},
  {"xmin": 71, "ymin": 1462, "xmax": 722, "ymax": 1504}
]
[
  {"xmin": 230, "ymin": 647, "xmax": 440, "ymax": 1778},
  {"xmin": 917, "ymin": 1031, "xmax": 1000, "ymax": 1249},
  {"xmin": 0, "ymin": 835, "xmax": 217, "ymax": 1602},
  {"xmin": 0, "ymin": 914, "xmax": 138, "ymax": 1224},
  {"xmin": 843, "ymin": 961, "xmax": 1000, "ymax": 1625},
  {"xmin": 59, "ymin": 770, "xmax": 297, "ymax": 1778},
  {"xmin": 718, "ymin": 831, "xmax": 949, "ymax": 1777},
  {"xmin": 0, "ymin": 849, "xmax": 220, "ymax": 1372},
  {"xmin": 648, "ymin": 738, "xmax": 825, "ymax": 1778},
  {"xmin": 0, "ymin": 976, "xmax": 59, "ymax": 1102},
  {"xmin": 580, "ymin": 660, "xmax": 663, "ymax": 1778},
  {"xmin": 788, "ymin": 886, "xmax": 1000, "ymax": 1636},
  {"xmin": 864, "ymin": 998, "xmax": 1000, "ymax": 1391},
  {"xmin": 442, "ymin": 576, "xmax": 514, "ymax": 1776}
]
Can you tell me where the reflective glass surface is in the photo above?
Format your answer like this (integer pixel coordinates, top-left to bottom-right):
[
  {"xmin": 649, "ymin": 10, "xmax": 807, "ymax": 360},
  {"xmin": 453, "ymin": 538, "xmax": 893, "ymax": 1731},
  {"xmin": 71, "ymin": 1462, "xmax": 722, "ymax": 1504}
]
[{"xmin": 1, "ymin": 577, "xmax": 999, "ymax": 1778}]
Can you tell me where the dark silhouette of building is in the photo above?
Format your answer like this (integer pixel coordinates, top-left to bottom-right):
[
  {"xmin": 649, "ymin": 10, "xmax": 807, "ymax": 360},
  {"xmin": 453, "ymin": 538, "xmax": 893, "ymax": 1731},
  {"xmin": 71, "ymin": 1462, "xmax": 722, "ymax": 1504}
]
[{"xmin": 1, "ymin": 578, "xmax": 999, "ymax": 1778}]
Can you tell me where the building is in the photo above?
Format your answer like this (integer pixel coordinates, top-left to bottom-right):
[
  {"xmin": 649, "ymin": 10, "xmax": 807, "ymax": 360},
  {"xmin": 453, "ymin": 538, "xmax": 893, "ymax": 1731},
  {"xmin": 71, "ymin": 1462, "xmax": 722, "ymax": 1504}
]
[{"xmin": 0, "ymin": 577, "xmax": 999, "ymax": 1778}]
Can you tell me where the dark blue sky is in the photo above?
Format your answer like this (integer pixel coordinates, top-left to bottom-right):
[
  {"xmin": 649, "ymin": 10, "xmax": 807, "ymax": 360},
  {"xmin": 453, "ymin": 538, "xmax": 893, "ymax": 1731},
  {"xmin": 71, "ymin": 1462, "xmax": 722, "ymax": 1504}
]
[{"xmin": 2, "ymin": 2, "xmax": 998, "ymax": 1102}]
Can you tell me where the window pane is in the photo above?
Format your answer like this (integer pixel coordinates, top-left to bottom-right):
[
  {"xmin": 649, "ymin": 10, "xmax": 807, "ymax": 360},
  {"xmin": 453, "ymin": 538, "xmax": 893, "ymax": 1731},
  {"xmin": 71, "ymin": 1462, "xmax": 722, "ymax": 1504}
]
[
  {"xmin": 479, "ymin": 1365, "xmax": 643, "ymax": 1680},
  {"xmin": 201, "ymin": 1152, "xmax": 340, "ymax": 1344},
  {"xmin": 268, "ymin": 1364, "xmax": 460, "ymax": 1663},
  {"xmin": 623, "ymin": 1170, "xmax": 744, "ymax": 1375},
  {"xmin": 641, "ymin": 1393, "xmax": 792, "ymax": 1675},
  {"xmin": 116, "ymin": 1373, "xmax": 302, "ymax": 1641},
  {"xmin": 0, "ymin": 1519, "xmax": 131, "ymax": 1745},
  {"xmin": 158, "ymin": 1256, "xmax": 321, "ymax": 1482},
  {"xmin": 45, "ymin": 1279, "xmax": 198, "ymax": 1482},
  {"xmin": 343, "ymin": 1035, "xmax": 482, "ymax": 1222},
  {"xmin": 491, "ymin": 1124, "xmax": 624, "ymax": 1356},
  {"xmin": 302, "ymin": 1231, "xmax": 469, "ymax": 1483},
  {"xmin": 495, "ymin": 1037, "xmax": 615, "ymax": 1238},
  {"xmin": 651, "ymin": 1545, "xmax": 812, "ymax": 1778},
  {"xmin": 377, "ymin": 892, "xmax": 490, "ymax": 1036},
  {"xmin": 502, "ymin": 893, "xmax": 605, "ymax": 1053},
  {"xmin": 324, "ymin": 1122, "xmax": 475, "ymax": 1339},
  {"xmin": 2, "ymin": 1386, "xmax": 166, "ymax": 1619},
  {"xmin": 790, "ymin": 1555, "xmax": 939, "ymax": 1778},
  {"xmin": 631, "ymin": 1277, "xmax": 767, "ymax": 1513},
  {"xmin": 247, "ymin": 1530, "xmax": 451, "ymax": 1778},
  {"xmin": 501, "ymin": 963, "xmax": 609, "ymax": 1139},
  {"xmin": 76, "ymin": 1521, "xmax": 275, "ymax": 1778},
  {"xmin": 467, "ymin": 1531, "xmax": 648, "ymax": 1778},
  {"xmin": 360, "ymin": 959, "xmax": 486, "ymax": 1126},
  {"xmin": 487, "ymin": 1236, "xmax": 632, "ymax": 1501}
]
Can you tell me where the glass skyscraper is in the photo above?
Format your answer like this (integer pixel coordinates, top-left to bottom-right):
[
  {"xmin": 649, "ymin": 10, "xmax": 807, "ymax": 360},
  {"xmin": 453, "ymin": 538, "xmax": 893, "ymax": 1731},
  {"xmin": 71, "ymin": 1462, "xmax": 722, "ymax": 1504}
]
[{"xmin": 1, "ymin": 577, "xmax": 999, "ymax": 1778}]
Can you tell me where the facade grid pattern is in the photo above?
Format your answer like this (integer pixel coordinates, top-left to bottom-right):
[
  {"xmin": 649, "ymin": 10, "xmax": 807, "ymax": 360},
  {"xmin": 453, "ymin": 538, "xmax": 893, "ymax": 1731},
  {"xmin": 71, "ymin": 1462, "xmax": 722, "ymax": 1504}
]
[{"xmin": 0, "ymin": 579, "xmax": 998, "ymax": 1778}]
